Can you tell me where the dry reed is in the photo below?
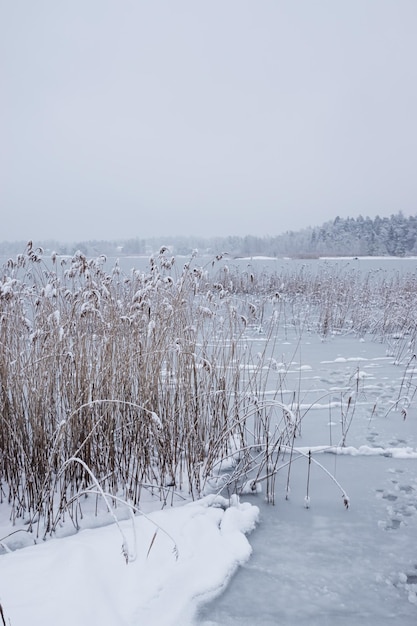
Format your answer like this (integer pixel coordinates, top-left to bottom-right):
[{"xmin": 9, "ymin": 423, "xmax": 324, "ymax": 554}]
[{"xmin": 1, "ymin": 245, "xmax": 416, "ymax": 537}]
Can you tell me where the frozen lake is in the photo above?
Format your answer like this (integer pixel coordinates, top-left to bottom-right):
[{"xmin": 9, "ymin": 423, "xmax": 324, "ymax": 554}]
[
  {"xmin": 109, "ymin": 253, "xmax": 417, "ymax": 279},
  {"xmin": 196, "ymin": 329, "xmax": 417, "ymax": 624}
]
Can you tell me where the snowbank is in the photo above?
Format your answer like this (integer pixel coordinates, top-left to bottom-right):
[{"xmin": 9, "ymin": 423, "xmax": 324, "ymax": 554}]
[
  {"xmin": 0, "ymin": 495, "xmax": 259, "ymax": 626},
  {"xmin": 296, "ymin": 444, "xmax": 417, "ymax": 459}
]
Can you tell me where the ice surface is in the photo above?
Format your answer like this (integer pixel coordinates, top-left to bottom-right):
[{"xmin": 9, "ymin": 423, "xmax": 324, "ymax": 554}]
[{"xmin": 196, "ymin": 331, "xmax": 417, "ymax": 625}]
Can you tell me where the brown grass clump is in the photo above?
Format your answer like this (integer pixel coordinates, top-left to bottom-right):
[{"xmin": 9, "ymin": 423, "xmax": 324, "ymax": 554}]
[{"xmin": 1, "ymin": 245, "xmax": 415, "ymax": 537}]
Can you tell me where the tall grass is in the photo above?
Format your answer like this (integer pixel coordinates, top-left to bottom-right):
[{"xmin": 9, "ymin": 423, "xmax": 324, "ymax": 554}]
[{"xmin": 1, "ymin": 245, "xmax": 416, "ymax": 537}]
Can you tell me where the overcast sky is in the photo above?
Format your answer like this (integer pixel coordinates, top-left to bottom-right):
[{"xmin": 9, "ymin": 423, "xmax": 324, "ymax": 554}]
[{"xmin": 1, "ymin": 1, "xmax": 416, "ymax": 242}]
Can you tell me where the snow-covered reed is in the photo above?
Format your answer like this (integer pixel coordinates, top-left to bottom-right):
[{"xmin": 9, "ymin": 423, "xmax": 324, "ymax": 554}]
[
  {"xmin": 212, "ymin": 260, "xmax": 417, "ymax": 339},
  {"xmin": 1, "ymin": 244, "xmax": 416, "ymax": 538}
]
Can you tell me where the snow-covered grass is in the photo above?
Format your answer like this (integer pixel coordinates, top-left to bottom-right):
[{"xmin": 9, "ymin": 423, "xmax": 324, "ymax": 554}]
[
  {"xmin": 1, "ymin": 248, "xmax": 417, "ymax": 624},
  {"xmin": 0, "ymin": 246, "xmax": 270, "ymax": 533}
]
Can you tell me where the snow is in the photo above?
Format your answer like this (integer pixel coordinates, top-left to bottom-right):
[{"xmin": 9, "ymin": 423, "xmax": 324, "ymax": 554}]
[
  {"xmin": 0, "ymin": 496, "xmax": 259, "ymax": 626},
  {"xmin": 296, "ymin": 445, "xmax": 417, "ymax": 459}
]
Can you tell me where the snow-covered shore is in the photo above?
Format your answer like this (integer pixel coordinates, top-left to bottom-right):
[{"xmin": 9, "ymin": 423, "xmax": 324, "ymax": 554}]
[{"xmin": 0, "ymin": 495, "xmax": 258, "ymax": 626}]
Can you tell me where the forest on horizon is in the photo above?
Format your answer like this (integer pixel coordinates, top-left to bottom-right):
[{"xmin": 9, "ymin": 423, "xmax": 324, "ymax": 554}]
[{"xmin": 1, "ymin": 212, "xmax": 416, "ymax": 259}]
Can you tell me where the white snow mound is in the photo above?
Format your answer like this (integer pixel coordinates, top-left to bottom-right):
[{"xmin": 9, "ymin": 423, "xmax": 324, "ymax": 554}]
[{"xmin": 0, "ymin": 495, "xmax": 259, "ymax": 626}]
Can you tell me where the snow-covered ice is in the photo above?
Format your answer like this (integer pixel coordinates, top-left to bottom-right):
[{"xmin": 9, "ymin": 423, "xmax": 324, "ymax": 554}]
[
  {"xmin": 0, "ymin": 495, "xmax": 258, "ymax": 626},
  {"xmin": 197, "ymin": 332, "xmax": 417, "ymax": 625}
]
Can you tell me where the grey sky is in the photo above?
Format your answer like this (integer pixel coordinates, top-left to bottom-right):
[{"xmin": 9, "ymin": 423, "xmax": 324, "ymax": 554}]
[{"xmin": 1, "ymin": 1, "xmax": 416, "ymax": 242}]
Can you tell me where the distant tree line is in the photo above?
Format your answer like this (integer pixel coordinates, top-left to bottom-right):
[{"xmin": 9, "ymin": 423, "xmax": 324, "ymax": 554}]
[{"xmin": 1, "ymin": 212, "xmax": 416, "ymax": 258}]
